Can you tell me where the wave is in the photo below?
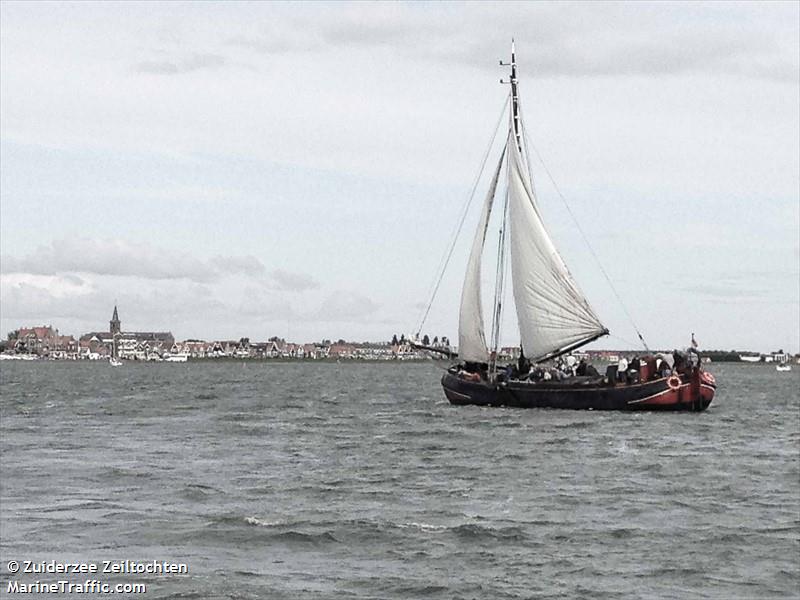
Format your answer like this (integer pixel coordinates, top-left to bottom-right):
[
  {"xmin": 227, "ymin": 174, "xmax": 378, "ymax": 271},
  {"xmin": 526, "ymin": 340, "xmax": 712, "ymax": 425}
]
[
  {"xmin": 232, "ymin": 516, "xmax": 530, "ymax": 546},
  {"xmin": 644, "ymin": 566, "xmax": 704, "ymax": 577},
  {"xmin": 397, "ymin": 522, "xmax": 448, "ymax": 532},
  {"xmin": 38, "ymin": 500, "xmax": 125, "ymax": 513},
  {"xmin": 607, "ymin": 527, "xmax": 638, "ymax": 539},
  {"xmin": 388, "ymin": 584, "xmax": 450, "ymax": 596},
  {"xmin": 195, "ymin": 515, "xmax": 340, "ymax": 546},
  {"xmin": 180, "ymin": 483, "xmax": 224, "ymax": 500},
  {"xmin": 245, "ymin": 516, "xmax": 285, "ymax": 527},
  {"xmin": 451, "ymin": 523, "xmax": 527, "ymax": 542},
  {"xmin": 267, "ymin": 530, "xmax": 339, "ymax": 544},
  {"xmin": 553, "ymin": 421, "xmax": 596, "ymax": 430}
]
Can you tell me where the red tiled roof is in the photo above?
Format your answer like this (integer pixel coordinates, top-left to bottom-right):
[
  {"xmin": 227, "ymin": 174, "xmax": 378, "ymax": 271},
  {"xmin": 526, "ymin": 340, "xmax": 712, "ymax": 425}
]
[
  {"xmin": 18, "ymin": 326, "xmax": 54, "ymax": 340},
  {"xmin": 329, "ymin": 343, "xmax": 355, "ymax": 355}
]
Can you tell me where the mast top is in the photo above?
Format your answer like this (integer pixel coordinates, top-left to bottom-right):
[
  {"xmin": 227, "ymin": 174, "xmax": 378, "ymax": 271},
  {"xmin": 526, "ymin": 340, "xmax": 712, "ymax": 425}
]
[{"xmin": 500, "ymin": 39, "xmax": 522, "ymax": 152}]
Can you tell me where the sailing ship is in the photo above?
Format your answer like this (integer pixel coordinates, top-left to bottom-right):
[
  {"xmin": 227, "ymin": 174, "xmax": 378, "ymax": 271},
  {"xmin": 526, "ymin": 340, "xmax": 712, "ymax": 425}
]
[{"xmin": 438, "ymin": 42, "xmax": 716, "ymax": 411}]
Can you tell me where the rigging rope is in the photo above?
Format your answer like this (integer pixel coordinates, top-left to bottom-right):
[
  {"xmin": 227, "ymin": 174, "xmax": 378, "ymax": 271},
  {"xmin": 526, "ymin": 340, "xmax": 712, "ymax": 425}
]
[
  {"xmin": 610, "ymin": 333, "xmax": 646, "ymax": 351},
  {"xmin": 415, "ymin": 93, "xmax": 510, "ymax": 337},
  {"xmin": 489, "ymin": 147, "xmax": 512, "ymax": 371},
  {"xmin": 517, "ymin": 102, "xmax": 650, "ymax": 352}
]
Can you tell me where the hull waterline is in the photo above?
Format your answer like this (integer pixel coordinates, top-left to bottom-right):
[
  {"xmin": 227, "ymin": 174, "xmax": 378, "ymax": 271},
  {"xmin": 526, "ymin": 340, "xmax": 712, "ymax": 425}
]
[{"xmin": 441, "ymin": 369, "xmax": 715, "ymax": 412}]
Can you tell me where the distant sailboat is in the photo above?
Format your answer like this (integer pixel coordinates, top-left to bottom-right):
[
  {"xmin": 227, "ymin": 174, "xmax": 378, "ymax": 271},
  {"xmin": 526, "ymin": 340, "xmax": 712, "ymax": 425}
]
[
  {"xmin": 437, "ymin": 42, "xmax": 716, "ymax": 411},
  {"xmin": 109, "ymin": 335, "xmax": 122, "ymax": 367}
]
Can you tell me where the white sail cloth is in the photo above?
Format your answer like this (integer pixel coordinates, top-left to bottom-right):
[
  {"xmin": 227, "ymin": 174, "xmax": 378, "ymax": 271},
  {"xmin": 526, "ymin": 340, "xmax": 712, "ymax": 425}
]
[
  {"xmin": 507, "ymin": 130, "xmax": 607, "ymax": 361},
  {"xmin": 457, "ymin": 146, "xmax": 506, "ymax": 363}
]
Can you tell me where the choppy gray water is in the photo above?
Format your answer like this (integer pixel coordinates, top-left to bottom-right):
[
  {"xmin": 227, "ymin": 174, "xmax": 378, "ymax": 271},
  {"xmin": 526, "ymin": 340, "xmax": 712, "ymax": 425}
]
[{"xmin": 1, "ymin": 361, "xmax": 798, "ymax": 599}]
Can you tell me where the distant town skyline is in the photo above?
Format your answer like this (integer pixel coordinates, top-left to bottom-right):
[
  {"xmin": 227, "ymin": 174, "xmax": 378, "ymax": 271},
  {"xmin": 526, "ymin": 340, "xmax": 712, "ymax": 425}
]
[
  {"xmin": 1, "ymin": 2, "xmax": 798, "ymax": 353},
  {"xmin": 6, "ymin": 303, "xmax": 794, "ymax": 357}
]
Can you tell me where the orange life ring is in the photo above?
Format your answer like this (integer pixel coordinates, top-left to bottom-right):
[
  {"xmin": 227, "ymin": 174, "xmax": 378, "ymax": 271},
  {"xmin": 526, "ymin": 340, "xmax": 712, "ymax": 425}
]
[{"xmin": 667, "ymin": 375, "xmax": 681, "ymax": 391}]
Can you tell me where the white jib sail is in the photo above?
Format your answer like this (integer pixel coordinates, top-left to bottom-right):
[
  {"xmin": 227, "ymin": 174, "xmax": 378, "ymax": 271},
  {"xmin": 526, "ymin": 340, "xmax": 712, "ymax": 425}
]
[
  {"xmin": 507, "ymin": 130, "xmax": 607, "ymax": 361},
  {"xmin": 458, "ymin": 145, "xmax": 507, "ymax": 363}
]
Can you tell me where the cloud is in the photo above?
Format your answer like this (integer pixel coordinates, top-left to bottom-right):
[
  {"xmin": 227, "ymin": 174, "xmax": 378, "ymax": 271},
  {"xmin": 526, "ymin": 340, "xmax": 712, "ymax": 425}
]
[
  {"xmin": 226, "ymin": 32, "xmax": 315, "ymax": 55},
  {"xmin": 269, "ymin": 269, "xmax": 319, "ymax": 292},
  {"xmin": 210, "ymin": 255, "xmax": 267, "ymax": 278},
  {"xmin": 524, "ymin": 30, "xmax": 796, "ymax": 83},
  {"xmin": 1, "ymin": 274, "xmax": 103, "ymax": 324},
  {"xmin": 0, "ymin": 272, "xmax": 227, "ymax": 334},
  {"xmin": 0, "ymin": 2, "xmax": 796, "ymax": 351},
  {"xmin": 1, "ymin": 273, "xmax": 93, "ymax": 303},
  {"xmin": 224, "ymin": 3, "xmax": 797, "ymax": 83},
  {"xmin": 1, "ymin": 239, "xmax": 266, "ymax": 283},
  {"xmin": 236, "ymin": 286, "xmax": 298, "ymax": 319},
  {"xmin": 319, "ymin": 7, "xmax": 442, "ymax": 48},
  {"xmin": 678, "ymin": 269, "xmax": 799, "ymax": 302},
  {"xmin": 679, "ymin": 282, "xmax": 768, "ymax": 301},
  {"xmin": 135, "ymin": 53, "xmax": 228, "ymax": 75},
  {"xmin": 0, "ymin": 274, "xmax": 383, "ymax": 342},
  {"xmin": 0, "ymin": 240, "xmax": 324, "ymax": 338},
  {"xmin": 314, "ymin": 291, "xmax": 379, "ymax": 321}
]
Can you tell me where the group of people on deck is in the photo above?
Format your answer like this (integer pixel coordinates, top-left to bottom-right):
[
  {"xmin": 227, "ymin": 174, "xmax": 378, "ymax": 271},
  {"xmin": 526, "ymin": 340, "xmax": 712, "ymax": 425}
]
[
  {"xmin": 459, "ymin": 345, "xmax": 701, "ymax": 385},
  {"xmin": 506, "ymin": 351, "xmax": 601, "ymax": 383}
]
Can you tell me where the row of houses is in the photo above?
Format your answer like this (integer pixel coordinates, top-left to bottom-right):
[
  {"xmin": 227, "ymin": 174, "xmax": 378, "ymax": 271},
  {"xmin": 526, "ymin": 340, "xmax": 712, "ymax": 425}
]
[
  {"xmin": 739, "ymin": 350, "xmax": 791, "ymax": 363},
  {"xmin": 170, "ymin": 339, "xmax": 430, "ymax": 361},
  {"xmin": 3, "ymin": 327, "xmax": 524, "ymax": 362},
  {"xmin": 7, "ymin": 320, "xmax": 794, "ymax": 364},
  {"xmin": 1, "ymin": 320, "xmax": 744, "ymax": 364},
  {"xmin": 1, "ymin": 306, "xmax": 448, "ymax": 361},
  {"xmin": 6, "ymin": 326, "xmax": 78, "ymax": 358},
  {"xmin": 3, "ymin": 331, "xmax": 435, "ymax": 362},
  {"xmin": 3, "ymin": 325, "xmax": 438, "ymax": 363}
]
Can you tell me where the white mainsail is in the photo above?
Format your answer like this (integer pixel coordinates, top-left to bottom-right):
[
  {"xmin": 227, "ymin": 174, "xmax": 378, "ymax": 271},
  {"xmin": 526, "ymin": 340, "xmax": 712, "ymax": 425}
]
[
  {"xmin": 458, "ymin": 145, "xmax": 507, "ymax": 363},
  {"xmin": 507, "ymin": 129, "xmax": 607, "ymax": 361}
]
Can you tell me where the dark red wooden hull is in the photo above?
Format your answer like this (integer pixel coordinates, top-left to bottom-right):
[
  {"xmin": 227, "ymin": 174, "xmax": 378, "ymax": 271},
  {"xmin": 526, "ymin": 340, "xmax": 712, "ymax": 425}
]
[{"xmin": 441, "ymin": 369, "xmax": 716, "ymax": 412}]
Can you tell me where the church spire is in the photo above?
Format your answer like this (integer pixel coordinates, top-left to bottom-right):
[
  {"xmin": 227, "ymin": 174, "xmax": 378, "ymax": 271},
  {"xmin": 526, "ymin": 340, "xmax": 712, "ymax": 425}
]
[{"xmin": 110, "ymin": 304, "xmax": 121, "ymax": 335}]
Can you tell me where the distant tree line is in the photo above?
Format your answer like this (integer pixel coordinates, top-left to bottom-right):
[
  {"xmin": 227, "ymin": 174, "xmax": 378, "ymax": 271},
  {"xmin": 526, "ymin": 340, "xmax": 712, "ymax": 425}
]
[{"xmin": 700, "ymin": 350, "xmax": 742, "ymax": 362}]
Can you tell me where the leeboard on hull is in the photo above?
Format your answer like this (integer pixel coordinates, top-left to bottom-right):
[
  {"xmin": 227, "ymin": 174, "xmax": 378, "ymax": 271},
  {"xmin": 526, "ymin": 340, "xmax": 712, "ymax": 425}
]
[{"xmin": 441, "ymin": 370, "xmax": 715, "ymax": 412}]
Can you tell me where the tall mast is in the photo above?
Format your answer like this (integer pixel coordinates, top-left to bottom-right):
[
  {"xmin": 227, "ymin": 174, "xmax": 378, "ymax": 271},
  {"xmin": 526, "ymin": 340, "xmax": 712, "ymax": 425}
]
[
  {"xmin": 487, "ymin": 40, "xmax": 521, "ymax": 378},
  {"xmin": 501, "ymin": 39, "xmax": 522, "ymax": 153}
]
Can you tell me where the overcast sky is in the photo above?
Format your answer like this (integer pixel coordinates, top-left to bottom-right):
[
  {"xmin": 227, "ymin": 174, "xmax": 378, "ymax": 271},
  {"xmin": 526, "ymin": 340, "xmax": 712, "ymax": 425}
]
[{"xmin": 1, "ymin": 1, "xmax": 798, "ymax": 352}]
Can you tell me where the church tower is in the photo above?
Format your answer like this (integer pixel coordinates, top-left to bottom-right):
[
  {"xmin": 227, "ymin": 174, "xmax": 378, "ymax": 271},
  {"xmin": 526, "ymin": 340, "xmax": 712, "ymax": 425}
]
[{"xmin": 110, "ymin": 305, "xmax": 121, "ymax": 335}]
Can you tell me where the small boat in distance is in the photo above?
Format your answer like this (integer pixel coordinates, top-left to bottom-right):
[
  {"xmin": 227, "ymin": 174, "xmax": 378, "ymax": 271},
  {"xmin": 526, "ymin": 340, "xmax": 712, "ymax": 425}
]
[
  {"xmin": 739, "ymin": 355, "xmax": 761, "ymax": 363},
  {"xmin": 435, "ymin": 42, "xmax": 715, "ymax": 412},
  {"xmin": 776, "ymin": 363, "xmax": 792, "ymax": 372}
]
